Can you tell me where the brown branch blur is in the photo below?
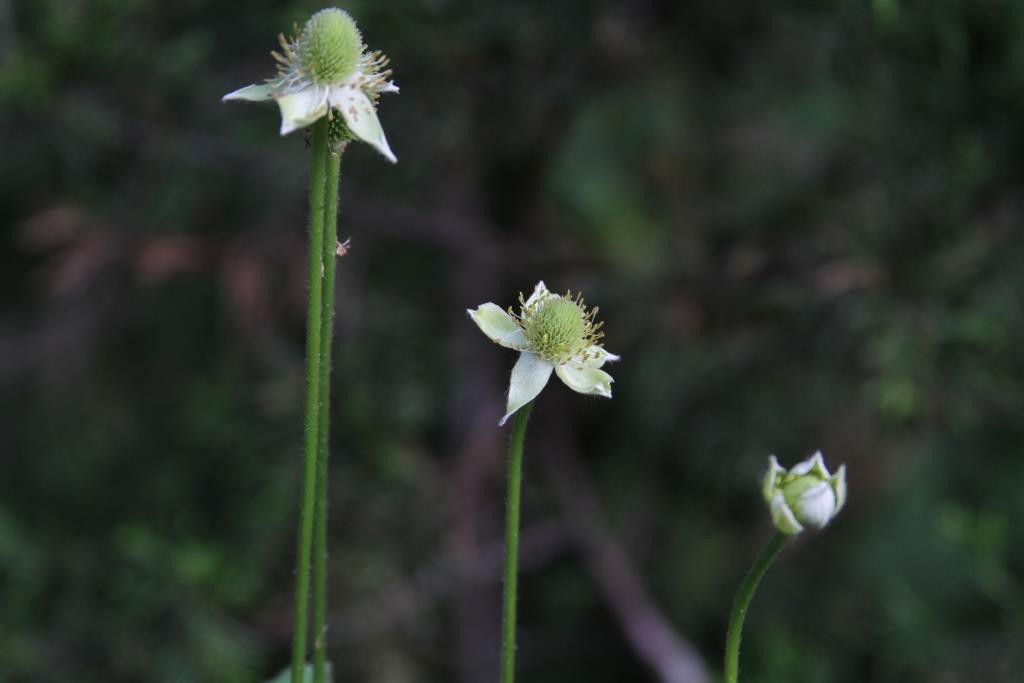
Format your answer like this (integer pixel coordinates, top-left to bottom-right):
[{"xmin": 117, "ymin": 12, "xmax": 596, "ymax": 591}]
[{"xmin": 544, "ymin": 426, "xmax": 709, "ymax": 683}]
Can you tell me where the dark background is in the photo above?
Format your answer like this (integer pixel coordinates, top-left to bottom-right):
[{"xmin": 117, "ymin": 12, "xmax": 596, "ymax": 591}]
[{"xmin": 3, "ymin": 0, "xmax": 1024, "ymax": 681}]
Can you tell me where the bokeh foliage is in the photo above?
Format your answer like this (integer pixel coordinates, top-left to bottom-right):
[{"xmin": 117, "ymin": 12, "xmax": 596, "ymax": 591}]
[{"xmin": 2, "ymin": 0, "xmax": 1024, "ymax": 681}]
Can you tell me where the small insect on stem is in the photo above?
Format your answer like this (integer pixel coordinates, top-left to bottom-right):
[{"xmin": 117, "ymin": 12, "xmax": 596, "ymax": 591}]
[{"xmin": 335, "ymin": 238, "xmax": 352, "ymax": 257}]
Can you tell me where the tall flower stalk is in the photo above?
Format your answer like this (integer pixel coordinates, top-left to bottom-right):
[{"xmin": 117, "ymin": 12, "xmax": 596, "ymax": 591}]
[
  {"xmin": 468, "ymin": 282, "xmax": 618, "ymax": 683},
  {"xmin": 293, "ymin": 118, "xmax": 329, "ymax": 683},
  {"xmin": 312, "ymin": 140, "xmax": 343, "ymax": 683},
  {"xmin": 723, "ymin": 452, "xmax": 847, "ymax": 683},
  {"xmin": 223, "ymin": 8, "xmax": 397, "ymax": 683},
  {"xmin": 723, "ymin": 531, "xmax": 788, "ymax": 683},
  {"xmin": 500, "ymin": 401, "xmax": 533, "ymax": 683}
]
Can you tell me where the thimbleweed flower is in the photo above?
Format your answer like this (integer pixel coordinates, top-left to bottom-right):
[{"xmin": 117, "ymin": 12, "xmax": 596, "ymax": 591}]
[
  {"xmin": 762, "ymin": 451, "xmax": 847, "ymax": 535},
  {"xmin": 223, "ymin": 7, "xmax": 398, "ymax": 161},
  {"xmin": 468, "ymin": 281, "xmax": 619, "ymax": 425}
]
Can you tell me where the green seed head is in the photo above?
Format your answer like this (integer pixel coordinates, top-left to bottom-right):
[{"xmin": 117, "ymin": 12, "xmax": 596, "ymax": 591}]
[
  {"xmin": 523, "ymin": 296, "xmax": 589, "ymax": 363},
  {"xmin": 298, "ymin": 8, "xmax": 363, "ymax": 85}
]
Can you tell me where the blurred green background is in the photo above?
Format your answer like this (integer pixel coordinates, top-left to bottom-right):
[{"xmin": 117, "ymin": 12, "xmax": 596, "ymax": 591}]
[{"xmin": 3, "ymin": 0, "xmax": 1024, "ymax": 681}]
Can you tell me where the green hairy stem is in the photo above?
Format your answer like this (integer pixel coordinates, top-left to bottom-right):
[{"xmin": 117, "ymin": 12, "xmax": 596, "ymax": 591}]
[
  {"xmin": 291, "ymin": 118, "xmax": 329, "ymax": 683},
  {"xmin": 312, "ymin": 144, "xmax": 343, "ymax": 683},
  {"xmin": 500, "ymin": 401, "xmax": 534, "ymax": 683},
  {"xmin": 723, "ymin": 531, "xmax": 789, "ymax": 683}
]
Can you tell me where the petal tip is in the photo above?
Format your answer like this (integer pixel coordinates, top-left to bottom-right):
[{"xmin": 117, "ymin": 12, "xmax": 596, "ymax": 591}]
[
  {"xmin": 378, "ymin": 138, "xmax": 398, "ymax": 163},
  {"xmin": 223, "ymin": 83, "xmax": 276, "ymax": 103},
  {"xmin": 367, "ymin": 137, "xmax": 398, "ymax": 163}
]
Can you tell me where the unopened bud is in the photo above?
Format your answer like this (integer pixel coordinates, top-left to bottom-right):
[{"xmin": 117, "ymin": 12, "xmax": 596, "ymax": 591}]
[{"xmin": 762, "ymin": 451, "xmax": 846, "ymax": 535}]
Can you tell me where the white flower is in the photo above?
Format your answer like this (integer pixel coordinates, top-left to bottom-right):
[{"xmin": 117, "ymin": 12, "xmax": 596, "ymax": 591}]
[
  {"xmin": 223, "ymin": 7, "xmax": 398, "ymax": 162},
  {"xmin": 468, "ymin": 281, "xmax": 620, "ymax": 426},
  {"xmin": 762, "ymin": 451, "xmax": 847, "ymax": 535}
]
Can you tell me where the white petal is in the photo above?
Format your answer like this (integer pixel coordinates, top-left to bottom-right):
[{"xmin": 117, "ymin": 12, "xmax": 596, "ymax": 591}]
[
  {"xmin": 555, "ymin": 360, "xmax": 614, "ymax": 398},
  {"xmin": 523, "ymin": 281, "xmax": 550, "ymax": 307},
  {"xmin": 277, "ymin": 87, "xmax": 329, "ymax": 135},
  {"xmin": 763, "ymin": 455, "xmax": 784, "ymax": 504},
  {"xmin": 794, "ymin": 481, "xmax": 836, "ymax": 528},
  {"xmin": 501, "ymin": 352, "xmax": 553, "ymax": 426},
  {"xmin": 790, "ymin": 451, "xmax": 829, "ymax": 478},
  {"xmin": 832, "ymin": 465, "xmax": 847, "ymax": 514},
  {"xmin": 223, "ymin": 83, "xmax": 275, "ymax": 102},
  {"xmin": 330, "ymin": 86, "xmax": 397, "ymax": 163},
  {"xmin": 809, "ymin": 451, "xmax": 831, "ymax": 477},
  {"xmin": 467, "ymin": 303, "xmax": 527, "ymax": 350},
  {"xmin": 770, "ymin": 494, "xmax": 805, "ymax": 535},
  {"xmin": 575, "ymin": 345, "xmax": 620, "ymax": 368}
]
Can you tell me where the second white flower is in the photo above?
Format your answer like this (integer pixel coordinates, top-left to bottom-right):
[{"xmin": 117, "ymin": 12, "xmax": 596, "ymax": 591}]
[{"xmin": 468, "ymin": 281, "xmax": 619, "ymax": 425}]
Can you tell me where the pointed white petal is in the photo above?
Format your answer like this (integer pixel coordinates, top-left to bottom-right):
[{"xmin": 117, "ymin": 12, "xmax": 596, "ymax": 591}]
[
  {"xmin": 575, "ymin": 345, "xmax": 620, "ymax": 368},
  {"xmin": 523, "ymin": 281, "xmax": 550, "ymax": 307},
  {"xmin": 808, "ymin": 451, "xmax": 831, "ymax": 478},
  {"xmin": 330, "ymin": 86, "xmax": 397, "ymax": 163},
  {"xmin": 763, "ymin": 455, "xmax": 784, "ymax": 504},
  {"xmin": 467, "ymin": 303, "xmax": 527, "ymax": 350},
  {"xmin": 223, "ymin": 83, "xmax": 275, "ymax": 102},
  {"xmin": 832, "ymin": 464, "xmax": 847, "ymax": 514},
  {"xmin": 277, "ymin": 87, "xmax": 329, "ymax": 135},
  {"xmin": 770, "ymin": 494, "xmax": 805, "ymax": 535},
  {"xmin": 791, "ymin": 451, "xmax": 828, "ymax": 478},
  {"xmin": 555, "ymin": 360, "xmax": 614, "ymax": 398},
  {"xmin": 500, "ymin": 352, "xmax": 553, "ymax": 426}
]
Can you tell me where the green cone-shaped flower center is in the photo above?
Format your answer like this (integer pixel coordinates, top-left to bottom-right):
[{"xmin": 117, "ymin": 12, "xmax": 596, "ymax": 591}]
[
  {"xmin": 524, "ymin": 297, "xmax": 586, "ymax": 362},
  {"xmin": 299, "ymin": 8, "xmax": 363, "ymax": 85}
]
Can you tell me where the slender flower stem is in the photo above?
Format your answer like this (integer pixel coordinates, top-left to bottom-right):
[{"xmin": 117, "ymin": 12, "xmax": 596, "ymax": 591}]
[
  {"xmin": 312, "ymin": 144, "xmax": 343, "ymax": 683},
  {"xmin": 500, "ymin": 402, "xmax": 534, "ymax": 683},
  {"xmin": 291, "ymin": 118, "xmax": 329, "ymax": 683},
  {"xmin": 724, "ymin": 531, "xmax": 789, "ymax": 683}
]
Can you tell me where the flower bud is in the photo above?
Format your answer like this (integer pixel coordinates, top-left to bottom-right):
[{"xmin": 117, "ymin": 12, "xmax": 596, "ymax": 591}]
[{"xmin": 762, "ymin": 451, "xmax": 846, "ymax": 535}]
